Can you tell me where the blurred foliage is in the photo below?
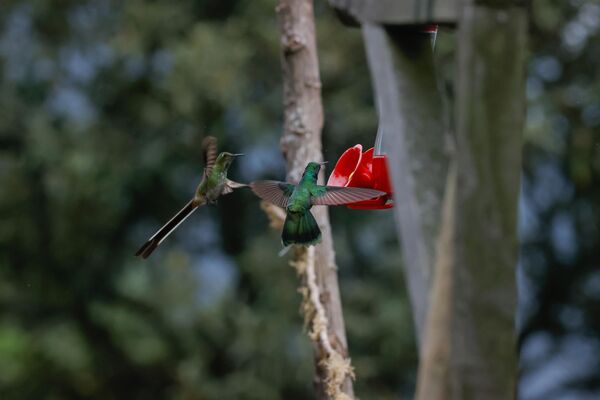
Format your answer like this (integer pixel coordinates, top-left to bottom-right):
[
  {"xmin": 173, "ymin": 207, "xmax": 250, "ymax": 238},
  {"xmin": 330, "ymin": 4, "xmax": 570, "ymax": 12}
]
[
  {"xmin": 0, "ymin": 1, "xmax": 409, "ymax": 399},
  {"xmin": 0, "ymin": 0, "xmax": 599, "ymax": 399},
  {"xmin": 517, "ymin": 1, "xmax": 600, "ymax": 399}
]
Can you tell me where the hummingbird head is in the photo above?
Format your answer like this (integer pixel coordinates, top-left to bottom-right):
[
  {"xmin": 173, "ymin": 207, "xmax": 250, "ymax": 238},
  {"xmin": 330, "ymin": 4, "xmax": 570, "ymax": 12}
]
[
  {"xmin": 216, "ymin": 152, "xmax": 244, "ymax": 169},
  {"xmin": 302, "ymin": 161, "xmax": 327, "ymax": 180}
]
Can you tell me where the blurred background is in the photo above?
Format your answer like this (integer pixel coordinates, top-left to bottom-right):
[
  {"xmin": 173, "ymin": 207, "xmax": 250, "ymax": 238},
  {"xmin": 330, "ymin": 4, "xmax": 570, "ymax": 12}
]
[{"xmin": 0, "ymin": 0, "xmax": 598, "ymax": 399}]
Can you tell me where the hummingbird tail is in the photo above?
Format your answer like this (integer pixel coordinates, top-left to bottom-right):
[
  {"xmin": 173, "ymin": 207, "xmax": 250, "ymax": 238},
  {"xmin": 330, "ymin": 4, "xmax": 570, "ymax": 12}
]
[
  {"xmin": 135, "ymin": 199, "xmax": 202, "ymax": 259},
  {"xmin": 282, "ymin": 211, "xmax": 321, "ymax": 247}
]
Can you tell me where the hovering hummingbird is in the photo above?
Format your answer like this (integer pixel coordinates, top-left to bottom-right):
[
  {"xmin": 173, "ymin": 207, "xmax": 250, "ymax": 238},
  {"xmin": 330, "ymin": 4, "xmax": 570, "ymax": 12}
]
[
  {"xmin": 251, "ymin": 162, "xmax": 386, "ymax": 246},
  {"xmin": 136, "ymin": 136, "xmax": 245, "ymax": 259}
]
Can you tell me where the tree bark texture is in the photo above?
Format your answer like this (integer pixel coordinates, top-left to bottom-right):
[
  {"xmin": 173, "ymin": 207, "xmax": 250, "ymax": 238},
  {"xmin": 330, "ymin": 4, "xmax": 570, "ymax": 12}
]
[
  {"xmin": 275, "ymin": 1, "xmax": 354, "ymax": 398},
  {"xmin": 362, "ymin": 24, "xmax": 449, "ymax": 346},
  {"xmin": 415, "ymin": 164, "xmax": 456, "ymax": 400},
  {"xmin": 446, "ymin": 3, "xmax": 526, "ymax": 399}
]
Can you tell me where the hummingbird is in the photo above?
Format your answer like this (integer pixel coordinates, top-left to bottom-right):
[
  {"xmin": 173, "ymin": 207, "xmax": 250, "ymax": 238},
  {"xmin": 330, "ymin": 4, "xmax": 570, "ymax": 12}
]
[
  {"xmin": 250, "ymin": 162, "xmax": 386, "ymax": 246},
  {"xmin": 136, "ymin": 136, "xmax": 246, "ymax": 259}
]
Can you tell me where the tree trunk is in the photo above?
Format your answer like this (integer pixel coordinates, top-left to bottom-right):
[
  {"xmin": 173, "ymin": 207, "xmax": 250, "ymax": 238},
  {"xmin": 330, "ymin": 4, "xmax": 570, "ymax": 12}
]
[
  {"xmin": 449, "ymin": 4, "xmax": 526, "ymax": 398},
  {"xmin": 415, "ymin": 164, "xmax": 456, "ymax": 400},
  {"xmin": 275, "ymin": 1, "xmax": 354, "ymax": 398},
  {"xmin": 417, "ymin": 2, "xmax": 526, "ymax": 399},
  {"xmin": 362, "ymin": 24, "xmax": 448, "ymax": 345}
]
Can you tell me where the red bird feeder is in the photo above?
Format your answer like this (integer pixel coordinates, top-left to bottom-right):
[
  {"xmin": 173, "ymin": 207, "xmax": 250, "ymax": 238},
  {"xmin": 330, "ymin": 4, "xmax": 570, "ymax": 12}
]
[
  {"xmin": 327, "ymin": 144, "xmax": 393, "ymax": 209},
  {"xmin": 326, "ymin": 24, "xmax": 437, "ymax": 210},
  {"xmin": 422, "ymin": 24, "xmax": 439, "ymax": 34}
]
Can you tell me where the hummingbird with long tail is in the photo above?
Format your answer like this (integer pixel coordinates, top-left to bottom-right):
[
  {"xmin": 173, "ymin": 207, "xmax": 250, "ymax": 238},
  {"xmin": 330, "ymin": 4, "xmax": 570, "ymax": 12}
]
[
  {"xmin": 250, "ymin": 162, "xmax": 385, "ymax": 247},
  {"xmin": 136, "ymin": 136, "xmax": 246, "ymax": 259}
]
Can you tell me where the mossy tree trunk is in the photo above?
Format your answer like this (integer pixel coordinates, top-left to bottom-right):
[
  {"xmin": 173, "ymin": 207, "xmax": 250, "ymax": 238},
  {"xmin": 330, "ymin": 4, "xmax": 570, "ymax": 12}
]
[
  {"xmin": 417, "ymin": 1, "xmax": 527, "ymax": 399},
  {"xmin": 276, "ymin": 0, "xmax": 354, "ymax": 398}
]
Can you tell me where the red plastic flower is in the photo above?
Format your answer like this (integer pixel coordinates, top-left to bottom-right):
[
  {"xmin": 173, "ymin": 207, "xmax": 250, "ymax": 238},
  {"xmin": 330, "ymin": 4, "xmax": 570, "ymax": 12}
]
[
  {"xmin": 327, "ymin": 145, "xmax": 393, "ymax": 209},
  {"xmin": 422, "ymin": 24, "xmax": 439, "ymax": 34}
]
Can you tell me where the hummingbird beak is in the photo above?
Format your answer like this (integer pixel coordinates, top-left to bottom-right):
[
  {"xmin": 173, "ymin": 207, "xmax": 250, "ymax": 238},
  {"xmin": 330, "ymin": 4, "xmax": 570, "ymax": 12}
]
[
  {"xmin": 318, "ymin": 161, "xmax": 328, "ymax": 165},
  {"xmin": 232, "ymin": 153, "xmax": 244, "ymax": 157}
]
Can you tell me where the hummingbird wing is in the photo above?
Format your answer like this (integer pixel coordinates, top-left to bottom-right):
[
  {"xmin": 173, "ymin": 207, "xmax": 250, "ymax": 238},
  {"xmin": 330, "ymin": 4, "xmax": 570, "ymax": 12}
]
[
  {"xmin": 226, "ymin": 179, "xmax": 249, "ymax": 189},
  {"xmin": 202, "ymin": 136, "xmax": 218, "ymax": 177},
  {"xmin": 135, "ymin": 198, "xmax": 205, "ymax": 259},
  {"xmin": 221, "ymin": 179, "xmax": 249, "ymax": 195},
  {"xmin": 310, "ymin": 186, "xmax": 386, "ymax": 206},
  {"xmin": 250, "ymin": 180, "xmax": 295, "ymax": 209}
]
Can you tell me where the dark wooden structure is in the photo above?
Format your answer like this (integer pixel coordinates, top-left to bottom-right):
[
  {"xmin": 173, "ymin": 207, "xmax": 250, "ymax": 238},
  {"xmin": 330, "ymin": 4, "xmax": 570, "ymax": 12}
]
[
  {"xmin": 330, "ymin": 0, "xmax": 457, "ymax": 25},
  {"xmin": 331, "ymin": 0, "xmax": 454, "ymax": 346},
  {"xmin": 329, "ymin": 0, "xmax": 526, "ymax": 398}
]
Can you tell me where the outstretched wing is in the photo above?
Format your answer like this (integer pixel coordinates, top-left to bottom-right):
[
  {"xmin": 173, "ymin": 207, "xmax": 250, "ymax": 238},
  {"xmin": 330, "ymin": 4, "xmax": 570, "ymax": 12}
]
[
  {"xmin": 226, "ymin": 179, "xmax": 249, "ymax": 189},
  {"xmin": 311, "ymin": 186, "xmax": 385, "ymax": 206},
  {"xmin": 250, "ymin": 180, "xmax": 295, "ymax": 209},
  {"xmin": 202, "ymin": 136, "xmax": 218, "ymax": 176},
  {"xmin": 222, "ymin": 179, "xmax": 248, "ymax": 195}
]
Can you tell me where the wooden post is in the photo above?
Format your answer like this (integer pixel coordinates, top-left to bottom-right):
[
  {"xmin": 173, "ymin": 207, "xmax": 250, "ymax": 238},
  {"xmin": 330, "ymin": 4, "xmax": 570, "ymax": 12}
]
[
  {"xmin": 276, "ymin": 0, "xmax": 354, "ymax": 398},
  {"xmin": 329, "ymin": 0, "xmax": 525, "ymax": 397},
  {"xmin": 415, "ymin": 164, "xmax": 456, "ymax": 400},
  {"xmin": 445, "ymin": 3, "xmax": 526, "ymax": 398},
  {"xmin": 362, "ymin": 24, "xmax": 449, "ymax": 345}
]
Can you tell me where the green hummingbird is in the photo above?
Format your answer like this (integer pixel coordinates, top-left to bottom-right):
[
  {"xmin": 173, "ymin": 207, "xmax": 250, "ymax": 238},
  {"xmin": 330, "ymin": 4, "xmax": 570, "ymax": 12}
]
[
  {"xmin": 136, "ymin": 136, "xmax": 246, "ymax": 259},
  {"xmin": 250, "ymin": 162, "xmax": 385, "ymax": 246}
]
